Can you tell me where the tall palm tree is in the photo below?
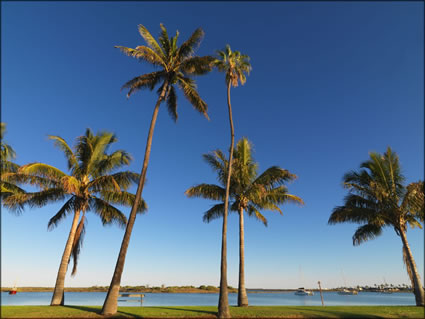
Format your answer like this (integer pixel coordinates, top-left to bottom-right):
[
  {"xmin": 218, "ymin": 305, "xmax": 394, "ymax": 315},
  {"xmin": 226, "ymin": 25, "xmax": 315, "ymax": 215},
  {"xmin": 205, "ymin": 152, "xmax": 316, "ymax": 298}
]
[
  {"xmin": 213, "ymin": 45, "xmax": 251, "ymax": 318},
  {"xmin": 0, "ymin": 122, "xmax": 24, "ymax": 200},
  {"xmin": 3, "ymin": 128, "xmax": 146, "ymax": 306},
  {"xmin": 186, "ymin": 138, "xmax": 303, "ymax": 307},
  {"xmin": 328, "ymin": 147, "xmax": 424, "ymax": 306},
  {"xmin": 101, "ymin": 24, "xmax": 213, "ymax": 315}
]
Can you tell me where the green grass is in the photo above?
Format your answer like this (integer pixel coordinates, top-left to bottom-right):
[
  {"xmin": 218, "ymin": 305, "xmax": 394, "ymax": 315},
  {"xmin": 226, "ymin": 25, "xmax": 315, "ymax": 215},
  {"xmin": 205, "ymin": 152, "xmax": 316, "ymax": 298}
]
[{"xmin": 1, "ymin": 305, "xmax": 424, "ymax": 318}]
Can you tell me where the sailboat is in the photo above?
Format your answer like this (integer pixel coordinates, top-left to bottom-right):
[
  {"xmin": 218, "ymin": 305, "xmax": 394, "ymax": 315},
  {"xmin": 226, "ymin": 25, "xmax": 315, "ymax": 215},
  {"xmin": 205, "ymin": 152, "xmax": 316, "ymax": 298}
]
[
  {"xmin": 294, "ymin": 287, "xmax": 314, "ymax": 296},
  {"xmin": 295, "ymin": 266, "xmax": 314, "ymax": 296},
  {"xmin": 338, "ymin": 269, "xmax": 358, "ymax": 295},
  {"xmin": 338, "ymin": 288, "xmax": 358, "ymax": 295}
]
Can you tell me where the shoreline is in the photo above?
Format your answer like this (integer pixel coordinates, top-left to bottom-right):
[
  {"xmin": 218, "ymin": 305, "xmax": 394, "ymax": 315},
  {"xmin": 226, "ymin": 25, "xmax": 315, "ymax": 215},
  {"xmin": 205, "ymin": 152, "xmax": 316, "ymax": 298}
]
[{"xmin": 1, "ymin": 287, "xmax": 413, "ymax": 294}]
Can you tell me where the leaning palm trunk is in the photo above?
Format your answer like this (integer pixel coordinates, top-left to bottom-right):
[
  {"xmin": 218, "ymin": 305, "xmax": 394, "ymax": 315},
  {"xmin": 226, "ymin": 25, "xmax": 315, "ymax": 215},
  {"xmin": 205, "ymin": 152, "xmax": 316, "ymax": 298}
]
[
  {"xmin": 238, "ymin": 207, "xmax": 248, "ymax": 307},
  {"xmin": 399, "ymin": 230, "xmax": 424, "ymax": 306},
  {"xmin": 50, "ymin": 210, "xmax": 81, "ymax": 306},
  {"xmin": 101, "ymin": 82, "xmax": 169, "ymax": 315},
  {"xmin": 218, "ymin": 82, "xmax": 233, "ymax": 318}
]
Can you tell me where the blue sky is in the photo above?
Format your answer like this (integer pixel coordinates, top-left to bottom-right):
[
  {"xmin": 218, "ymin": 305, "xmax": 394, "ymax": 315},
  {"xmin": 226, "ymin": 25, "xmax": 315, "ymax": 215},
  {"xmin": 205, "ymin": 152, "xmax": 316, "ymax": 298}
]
[{"xmin": 1, "ymin": 2, "xmax": 423, "ymax": 289}]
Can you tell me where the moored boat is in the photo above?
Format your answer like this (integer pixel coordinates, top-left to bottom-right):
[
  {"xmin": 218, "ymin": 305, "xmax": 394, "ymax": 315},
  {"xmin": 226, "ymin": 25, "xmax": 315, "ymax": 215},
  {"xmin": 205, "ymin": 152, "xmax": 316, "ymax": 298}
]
[
  {"xmin": 294, "ymin": 287, "xmax": 314, "ymax": 296},
  {"xmin": 338, "ymin": 288, "xmax": 358, "ymax": 295},
  {"xmin": 8, "ymin": 287, "xmax": 17, "ymax": 295}
]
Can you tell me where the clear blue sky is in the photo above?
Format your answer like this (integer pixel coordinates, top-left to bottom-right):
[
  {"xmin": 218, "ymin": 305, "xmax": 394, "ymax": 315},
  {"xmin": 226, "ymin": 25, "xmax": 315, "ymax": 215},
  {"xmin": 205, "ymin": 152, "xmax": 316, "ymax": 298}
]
[{"xmin": 1, "ymin": 2, "xmax": 423, "ymax": 289}]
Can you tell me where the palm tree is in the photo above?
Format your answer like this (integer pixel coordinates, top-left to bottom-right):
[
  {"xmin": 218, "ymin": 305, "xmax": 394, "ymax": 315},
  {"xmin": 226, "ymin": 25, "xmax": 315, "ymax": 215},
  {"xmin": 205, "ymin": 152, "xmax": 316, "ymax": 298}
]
[
  {"xmin": 213, "ymin": 45, "xmax": 251, "ymax": 318},
  {"xmin": 0, "ymin": 122, "xmax": 24, "ymax": 200},
  {"xmin": 3, "ymin": 128, "xmax": 146, "ymax": 306},
  {"xmin": 328, "ymin": 147, "xmax": 424, "ymax": 306},
  {"xmin": 101, "ymin": 24, "xmax": 212, "ymax": 315},
  {"xmin": 186, "ymin": 138, "xmax": 303, "ymax": 307}
]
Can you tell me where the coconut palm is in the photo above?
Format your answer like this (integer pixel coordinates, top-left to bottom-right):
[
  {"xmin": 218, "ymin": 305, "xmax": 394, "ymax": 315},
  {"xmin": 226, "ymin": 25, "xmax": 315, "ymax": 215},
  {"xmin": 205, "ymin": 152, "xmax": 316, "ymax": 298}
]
[
  {"xmin": 186, "ymin": 138, "xmax": 303, "ymax": 307},
  {"xmin": 0, "ymin": 123, "xmax": 24, "ymax": 200},
  {"xmin": 213, "ymin": 45, "xmax": 251, "ymax": 318},
  {"xmin": 328, "ymin": 147, "xmax": 424, "ymax": 306},
  {"xmin": 101, "ymin": 24, "xmax": 212, "ymax": 315},
  {"xmin": 2, "ymin": 128, "xmax": 147, "ymax": 306}
]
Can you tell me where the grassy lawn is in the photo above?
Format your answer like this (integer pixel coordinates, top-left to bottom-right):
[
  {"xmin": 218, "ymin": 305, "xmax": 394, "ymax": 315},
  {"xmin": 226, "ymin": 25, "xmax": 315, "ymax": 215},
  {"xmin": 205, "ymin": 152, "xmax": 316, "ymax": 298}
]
[{"xmin": 1, "ymin": 305, "xmax": 424, "ymax": 318}]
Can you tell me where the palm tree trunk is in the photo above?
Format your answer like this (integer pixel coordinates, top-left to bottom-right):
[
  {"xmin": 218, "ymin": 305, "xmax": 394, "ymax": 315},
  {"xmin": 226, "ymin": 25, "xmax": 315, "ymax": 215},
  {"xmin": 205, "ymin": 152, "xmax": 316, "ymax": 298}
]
[
  {"xmin": 238, "ymin": 207, "xmax": 248, "ymax": 307},
  {"xmin": 218, "ymin": 81, "xmax": 233, "ymax": 319},
  {"xmin": 101, "ymin": 81, "xmax": 169, "ymax": 316},
  {"xmin": 399, "ymin": 230, "xmax": 425, "ymax": 306},
  {"xmin": 50, "ymin": 210, "xmax": 81, "ymax": 306}
]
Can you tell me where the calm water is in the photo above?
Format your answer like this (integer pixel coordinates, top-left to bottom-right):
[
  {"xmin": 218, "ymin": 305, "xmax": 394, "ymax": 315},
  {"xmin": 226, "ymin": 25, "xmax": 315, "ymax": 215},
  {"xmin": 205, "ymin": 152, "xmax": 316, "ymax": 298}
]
[{"xmin": 1, "ymin": 291, "xmax": 416, "ymax": 306}]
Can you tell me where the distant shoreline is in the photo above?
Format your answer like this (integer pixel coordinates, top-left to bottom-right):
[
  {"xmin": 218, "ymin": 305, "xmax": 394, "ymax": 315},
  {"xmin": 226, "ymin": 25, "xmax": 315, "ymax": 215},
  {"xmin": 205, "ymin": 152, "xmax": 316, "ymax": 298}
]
[{"xmin": 1, "ymin": 286, "xmax": 413, "ymax": 293}]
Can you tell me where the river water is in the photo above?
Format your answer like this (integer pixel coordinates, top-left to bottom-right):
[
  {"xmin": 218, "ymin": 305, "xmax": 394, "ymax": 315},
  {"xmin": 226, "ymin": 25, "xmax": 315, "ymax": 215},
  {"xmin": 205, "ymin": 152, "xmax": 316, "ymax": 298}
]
[{"xmin": 1, "ymin": 291, "xmax": 416, "ymax": 306}]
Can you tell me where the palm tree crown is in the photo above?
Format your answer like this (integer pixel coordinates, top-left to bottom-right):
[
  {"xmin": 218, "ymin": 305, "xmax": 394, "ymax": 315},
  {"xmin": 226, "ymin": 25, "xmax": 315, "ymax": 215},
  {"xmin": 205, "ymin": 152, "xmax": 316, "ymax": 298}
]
[
  {"xmin": 116, "ymin": 23, "xmax": 213, "ymax": 121},
  {"xmin": 186, "ymin": 138, "xmax": 303, "ymax": 227},
  {"xmin": 214, "ymin": 44, "xmax": 252, "ymax": 87},
  {"xmin": 328, "ymin": 147, "xmax": 424, "ymax": 306},
  {"xmin": 328, "ymin": 147, "xmax": 423, "ymax": 244}
]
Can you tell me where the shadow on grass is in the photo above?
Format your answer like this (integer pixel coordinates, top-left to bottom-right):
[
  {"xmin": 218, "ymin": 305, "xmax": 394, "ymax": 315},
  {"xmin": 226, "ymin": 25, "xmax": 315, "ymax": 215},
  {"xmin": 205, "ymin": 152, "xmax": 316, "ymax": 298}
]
[
  {"xmin": 152, "ymin": 306, "xmax": 217, "ymax": 316},
  {"xmin": 281, "ymin": 306, "xmax": 382, "ymax": 318},
  {"xmin": 64, "ymin": 305, "xmax": 217, "ymax": 318},
  {"xmin": 64, "ymin": 305, "xmax": 136, "ymax": 318}
]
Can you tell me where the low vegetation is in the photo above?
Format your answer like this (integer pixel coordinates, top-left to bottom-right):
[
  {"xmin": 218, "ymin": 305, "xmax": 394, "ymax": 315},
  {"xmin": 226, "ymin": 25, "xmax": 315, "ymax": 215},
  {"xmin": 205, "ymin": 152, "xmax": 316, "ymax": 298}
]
[{"xmin": 2, "ymin": 305, "xmax": 423, "ymax": 318}]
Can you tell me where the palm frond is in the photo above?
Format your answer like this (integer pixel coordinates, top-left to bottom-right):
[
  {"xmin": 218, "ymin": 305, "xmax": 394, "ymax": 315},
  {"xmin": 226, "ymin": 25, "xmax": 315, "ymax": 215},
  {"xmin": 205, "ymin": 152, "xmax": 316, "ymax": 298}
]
[
  {"xmin": 401, "ymin": 182, "xmax": 424, "ymax": 222},
  {"xmin": 1, "ymin": 123, "xmax": 16, "ymax": 161},
  {"xmin": 115, "ymin": 45, "xmax": 165, "ymax": 68},
  {"xmin": 246, "ymin": 205, "xmax": 268, "ymax": 226},
  {"xmin": 352, "ymin": 223, "xmax": 383, "ymax": 246},
  {"xmin": 89, "ymin": 171, "xmax": 139, "ymax": 193},
  {"xmin": 203, "ymin": 203, "xmax": 225, "ymax": 223},
  {"xmin": 166, "ymin": 85, "xmax": 178, "ymax": 122},
  {"xmin": 177, "ymin": 27, "xmax": 204, "ymax": 60},
  {"xmin": 19, "ymin": 163, "xmax": 66, "ymax": 182},
  {"xmin": 177, "ymin": 76, "xmax": 209, "ymax": 120},
  {"xmin": 138, "ymin": 24, "xmax": 165, "ymax": 59},
  {"xmin": 70, "ymin": 214, "xmax": 86, "ymax": 276},
  {"xmin": 202, "ymin": 151, "xmax": 226, "ymax": 173},
  {"xmin": 88, "ymin": 175, "xmax": 121, "ymax": 193},
  {"xmin": 100, "ymin": 190, "xmax": 147, "ymax": 213},
  {"xmin": 1, "ymin": 172, "xmax": 58, "ymax": 189},
  {"xmin": 1, "ymin": 160, "xmax": 20, "ymax": 173},
  {"xmin": 0, "ymin": 180, "xmax": 26, "ymax": 199},
  {"xmin": 86, "ymin": 131, "xmax": 117, "ymax": 177},
  {"xmin": 89, "ymin": 197, "xmax": 128, "ymax": 227},
  {"xmin": 254, "ymin": 166, "xmax": 297, "ymax": 189},
  {"xmin": 185, "ymin": 183, "xmax": 226, "ymax": 201},
  {"xmin": 158, "ymin": 23, "xmax": 170, "ymax": 56},
  {"xmin": 48, "ymin": 135, "xmax": 78, "ymax": 171},
  {"xmin": 3, "ymin": 188, "xmax": 67, "ymax": 215},
  {"xmin": 180, "ymin": 56, "xmax": 214, "ymax": 75},
  {"xmin": 121, "ymin": 71, "xmax": 166, "ymax": 98},
  {"xmin": 328, "ymin": 205, "xmax": 379, "ymax": 225},
  {"xmin": 47, "ymin": 197, "xmax": 76, "ymax": 230},
  {"xmin": 94, "ymin": 150, "xmax": 133, "ymax": 177},
  {"xmin": 0, "ymin": 185, "xmax": 27, "ymax": 213}
]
